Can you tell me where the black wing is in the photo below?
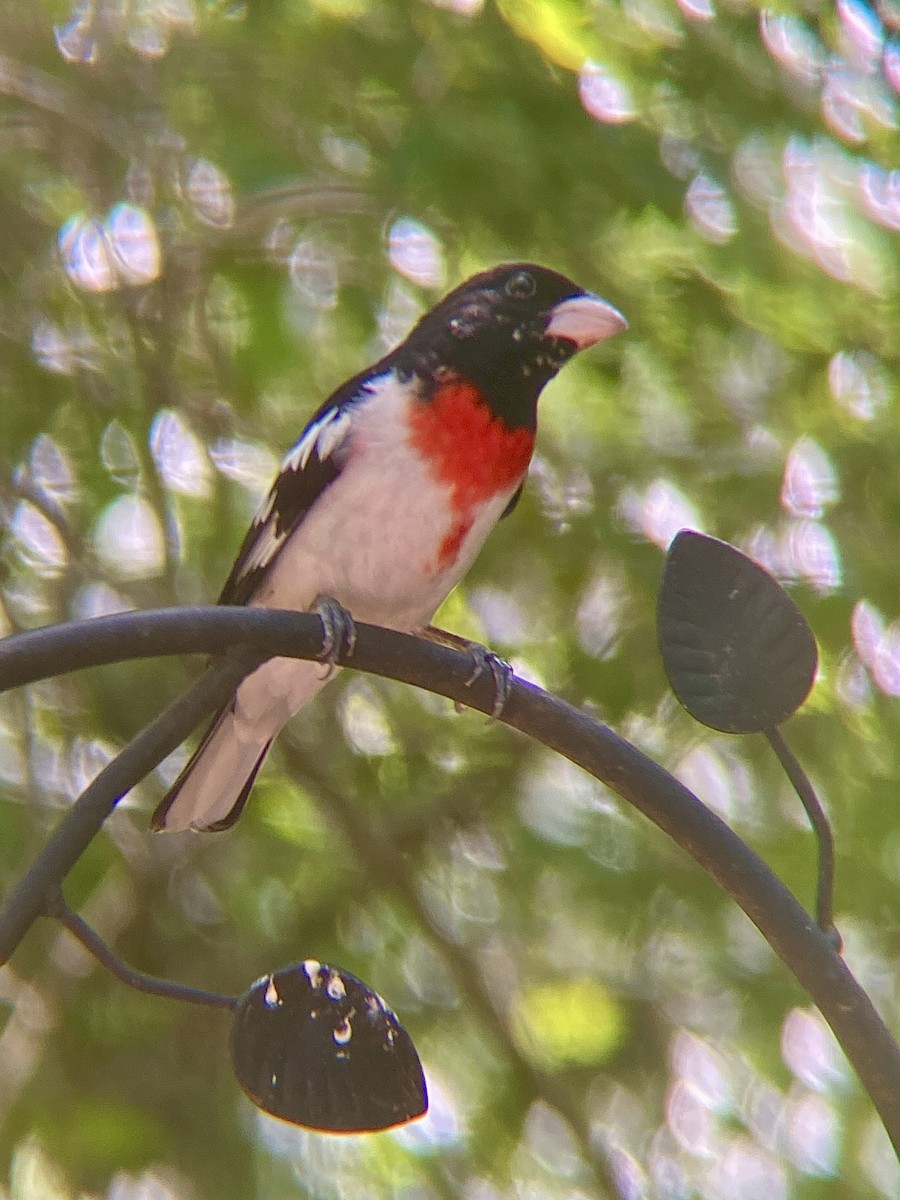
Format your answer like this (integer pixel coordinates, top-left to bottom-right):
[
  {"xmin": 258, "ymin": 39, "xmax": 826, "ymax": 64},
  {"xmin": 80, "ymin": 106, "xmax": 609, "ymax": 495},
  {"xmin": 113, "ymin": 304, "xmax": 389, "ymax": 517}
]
[
  {"xmin": 500, "ymin": 481, "xmax": 524, "ymax": 520},
  {"xmin": 218, "ymin": 367, "xmax": 383, "ymax": 607}
]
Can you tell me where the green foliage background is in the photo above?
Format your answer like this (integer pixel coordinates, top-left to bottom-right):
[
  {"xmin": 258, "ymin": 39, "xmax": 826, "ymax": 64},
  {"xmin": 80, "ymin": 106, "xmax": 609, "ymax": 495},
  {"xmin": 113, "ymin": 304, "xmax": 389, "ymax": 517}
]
[{"xmin": 0, "ymin": 0, "xmax": 899, "ymax": 1197}]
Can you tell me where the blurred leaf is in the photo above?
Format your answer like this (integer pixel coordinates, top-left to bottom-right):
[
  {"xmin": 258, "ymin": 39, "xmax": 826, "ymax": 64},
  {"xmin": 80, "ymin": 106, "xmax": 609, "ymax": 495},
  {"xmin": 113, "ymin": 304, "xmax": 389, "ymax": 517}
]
[
  {"xmin": 38, "ymin": 1097, "xmax": 167, "ymax": 1176},
  {"xmin": 497, "ymin": 0, "xmax": 599, "ymax": 69},
  {"xmin": 512, "ymin": 976, "xmax": 627, "ymax": 1069}
]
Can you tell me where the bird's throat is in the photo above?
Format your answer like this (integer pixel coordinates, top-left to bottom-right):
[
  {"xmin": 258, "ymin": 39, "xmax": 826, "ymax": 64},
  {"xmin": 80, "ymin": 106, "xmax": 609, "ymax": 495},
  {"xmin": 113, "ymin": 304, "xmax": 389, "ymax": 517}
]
[{"xmin": 409, "ymin": 378, "xmax": 535, "ymax": 515}]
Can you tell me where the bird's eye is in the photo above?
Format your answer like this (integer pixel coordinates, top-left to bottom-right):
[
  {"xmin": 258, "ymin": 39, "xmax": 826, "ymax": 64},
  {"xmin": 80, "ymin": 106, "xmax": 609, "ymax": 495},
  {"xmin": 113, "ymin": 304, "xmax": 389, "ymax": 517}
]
[{"xmin": 505, "ymin": 270, "xmax": 536, "ymax": 300}]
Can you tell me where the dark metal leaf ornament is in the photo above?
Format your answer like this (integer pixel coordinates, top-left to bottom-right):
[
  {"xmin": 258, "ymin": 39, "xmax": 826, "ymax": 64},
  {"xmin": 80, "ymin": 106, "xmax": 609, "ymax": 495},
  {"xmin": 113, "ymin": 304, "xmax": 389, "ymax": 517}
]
[
  {"xmin": 658, "ymin": 531, "xmax": 818, "ymax": 733},
  {"xmin": 230, "ymin": 960, "xmax": 428, "ymax": 1132}
]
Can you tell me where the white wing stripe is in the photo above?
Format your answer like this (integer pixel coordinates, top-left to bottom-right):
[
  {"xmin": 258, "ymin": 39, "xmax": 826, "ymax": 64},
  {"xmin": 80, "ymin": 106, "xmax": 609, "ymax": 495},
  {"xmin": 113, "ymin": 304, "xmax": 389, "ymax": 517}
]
[
  {"xmin": 315, "ymin": 410, "xmax": 351, "ymax": 462},
  {"xmin": 282, "ymin": 423, "xmax": 319, "ymax": 474},
  {"xmin": 281, "ymin": 406, "xmax": 350, "ymax": 476},
  {"xmin": 253, "ymin": 490, "xmax": 276, "ymax": 527},
  {"xmin": 240, "ymin": 407, "xmax": 352, "ymax": 578},
  {"xmin": 238, "ymin": 516, "xmax": 289, "ymax": 578}
]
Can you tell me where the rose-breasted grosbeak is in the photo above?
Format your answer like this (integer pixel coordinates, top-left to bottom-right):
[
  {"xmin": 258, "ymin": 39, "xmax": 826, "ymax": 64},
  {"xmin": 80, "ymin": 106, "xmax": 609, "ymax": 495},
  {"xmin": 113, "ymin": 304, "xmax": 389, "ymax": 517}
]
[{"xmin": 152, "ymin": 263, "xmax": 627, "ymax": 832}]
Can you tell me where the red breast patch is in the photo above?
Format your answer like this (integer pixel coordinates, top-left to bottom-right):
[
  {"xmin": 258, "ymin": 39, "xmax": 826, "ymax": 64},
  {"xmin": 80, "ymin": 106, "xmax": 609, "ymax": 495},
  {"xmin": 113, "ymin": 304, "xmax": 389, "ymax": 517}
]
[{"xmin": 408, "ymin": 379, "xmax": 535, "ymax": 570}]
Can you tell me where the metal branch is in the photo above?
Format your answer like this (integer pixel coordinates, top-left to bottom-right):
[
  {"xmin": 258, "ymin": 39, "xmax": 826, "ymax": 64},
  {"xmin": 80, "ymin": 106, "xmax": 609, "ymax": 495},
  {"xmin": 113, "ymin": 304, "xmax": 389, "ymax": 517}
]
[
  {"xmin": 0, "ymin": 606, "xmax": 898, "ymax": 1152},
  {"xmin": 766, "ymin": 726, "xmax": 838, "ymax": 946},
  {"xmin": 47, "ymin": 892, "xmax": 237, "ymax": 1010},
  {"xmin": 0, "ymin": 642, "xmax": 262, "ymax": 965}
]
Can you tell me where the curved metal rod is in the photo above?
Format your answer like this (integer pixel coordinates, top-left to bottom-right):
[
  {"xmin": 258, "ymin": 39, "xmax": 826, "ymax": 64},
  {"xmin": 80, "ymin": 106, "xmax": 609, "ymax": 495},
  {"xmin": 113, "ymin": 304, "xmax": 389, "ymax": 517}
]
[
  {"xmin": 47, "ymin": 892, "xmax": 237, "ymax": 1010},
  {"xmin": 0, "ymin": 606, "xmax": 898, "ymax": 1153},
  {"xmin": 766, "ymin": 726, "xmax": 838, "ymax": 946},
  {"xmin": 0, "ymin": 643, "xmax": 264, "ymax": 963}
]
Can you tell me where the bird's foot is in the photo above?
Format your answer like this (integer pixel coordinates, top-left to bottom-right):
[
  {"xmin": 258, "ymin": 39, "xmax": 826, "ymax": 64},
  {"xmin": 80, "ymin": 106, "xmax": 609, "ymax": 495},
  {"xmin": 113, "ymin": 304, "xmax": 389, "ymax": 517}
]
[
  {"xmin": 314, "ymin": 595, "xmax": 357, "ymax": 680},
  {"xmin": 465, "ymin": 645, "xmax": 514, "ymax": 721},
  {"xmin": 424, "ymin": 625, "xmax": 514, "ymax": 721}
]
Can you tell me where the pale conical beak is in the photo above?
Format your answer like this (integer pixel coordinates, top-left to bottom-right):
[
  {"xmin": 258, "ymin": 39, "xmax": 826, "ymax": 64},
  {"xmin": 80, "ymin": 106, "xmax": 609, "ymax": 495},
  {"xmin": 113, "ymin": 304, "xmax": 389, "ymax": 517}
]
[{"xmin": 545, "ymin": 293, "xmax": 628, "ymax": 349}]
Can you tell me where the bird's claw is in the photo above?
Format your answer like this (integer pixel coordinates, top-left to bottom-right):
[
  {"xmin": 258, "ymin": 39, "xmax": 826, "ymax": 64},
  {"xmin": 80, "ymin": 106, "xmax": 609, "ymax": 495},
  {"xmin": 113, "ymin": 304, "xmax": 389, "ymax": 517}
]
[
  {"xmin": 463, "ymin": 646, "xmax": 514, "ymax": 722},
  {"xmin": 423, "ymin": 625, "xmax": 514, "ymax": 721},
  {"xmin": 314, "ymin": 595, "xmax": 357, "ymax": 679}
]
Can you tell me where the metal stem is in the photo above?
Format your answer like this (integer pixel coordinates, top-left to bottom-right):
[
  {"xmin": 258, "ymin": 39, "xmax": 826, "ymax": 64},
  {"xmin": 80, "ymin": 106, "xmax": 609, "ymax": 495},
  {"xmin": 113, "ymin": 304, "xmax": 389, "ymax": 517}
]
[
  {"xmin": 766, "ymin": 726, "xmax": 839, "ymax": 948},
  {"xmin": 47, "ymin": 892, "xmax": 237, "ymax": 1010}
]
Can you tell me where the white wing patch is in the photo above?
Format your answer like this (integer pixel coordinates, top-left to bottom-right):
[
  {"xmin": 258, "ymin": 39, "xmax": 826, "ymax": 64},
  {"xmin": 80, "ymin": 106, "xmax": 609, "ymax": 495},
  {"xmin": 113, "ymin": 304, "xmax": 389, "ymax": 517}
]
[
  {"xmin": 235, "ymin": 407, "xmax": 353, "ymax": 584},
  {"xmin": 282, "ymin": 407, "xmax": 351, "ymax": 475},
  {"xmin": 238, "ymin": 514, "xmax": 289, "ymax": 577}
]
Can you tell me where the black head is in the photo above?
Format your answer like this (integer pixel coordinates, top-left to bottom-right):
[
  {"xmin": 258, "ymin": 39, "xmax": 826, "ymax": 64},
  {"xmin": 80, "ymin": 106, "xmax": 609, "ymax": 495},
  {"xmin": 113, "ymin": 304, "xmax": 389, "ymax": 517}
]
[{"xmin": 392, "ymin": 263, "xmax": 627, "ymax": 430}]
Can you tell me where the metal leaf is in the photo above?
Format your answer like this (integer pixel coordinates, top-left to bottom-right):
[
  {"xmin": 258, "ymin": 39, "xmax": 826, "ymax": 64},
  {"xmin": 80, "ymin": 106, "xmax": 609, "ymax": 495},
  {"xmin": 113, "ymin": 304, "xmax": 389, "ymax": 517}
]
[
  {"xmin": 231, "ymin": 960, "xmax": 427, "ymax": 1133},
  {"xmin": 658, "ymin": 530, "xmax": 818, "ymax": 733}
]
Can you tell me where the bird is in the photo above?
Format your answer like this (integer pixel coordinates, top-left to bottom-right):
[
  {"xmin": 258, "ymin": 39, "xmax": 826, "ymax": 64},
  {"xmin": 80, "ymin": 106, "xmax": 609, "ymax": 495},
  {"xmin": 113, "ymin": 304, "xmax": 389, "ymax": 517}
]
[{"xmin": 152, "ymin": 263, "xmax": 627, "ymax": 832}]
